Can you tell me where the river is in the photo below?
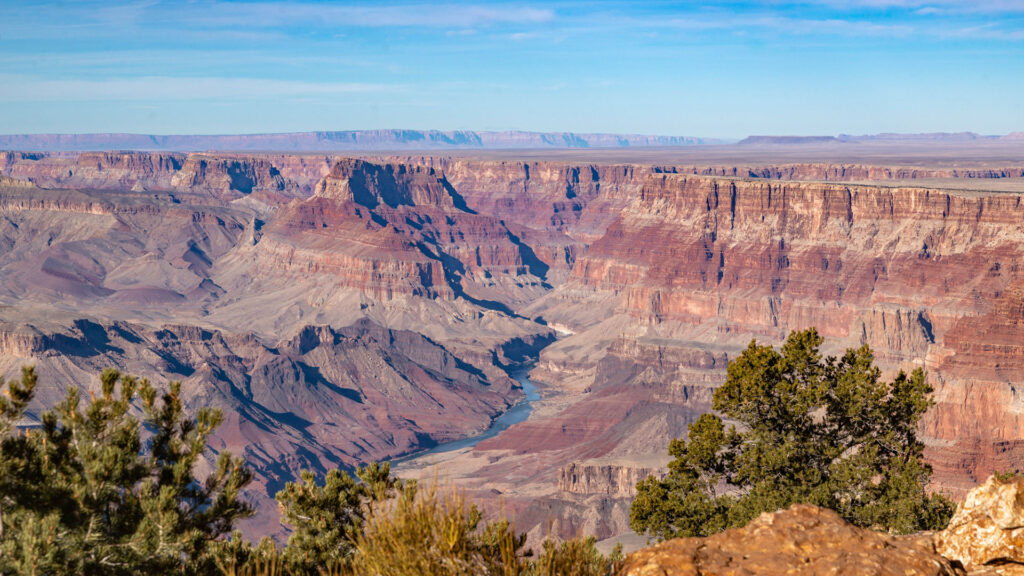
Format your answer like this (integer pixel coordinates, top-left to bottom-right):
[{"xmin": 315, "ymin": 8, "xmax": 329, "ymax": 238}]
[{"xmin": 393, "ymin": 368, "xmax": 539, "ymax": 463}]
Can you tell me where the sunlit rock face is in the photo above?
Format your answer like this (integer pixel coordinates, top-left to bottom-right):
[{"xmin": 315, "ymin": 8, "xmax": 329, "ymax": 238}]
[
  {"xmin": 935, "ymin": 474, "xmax": 1024, "ymax": 574},
  {"xmin": 550, "ymin": 174, "xmax": 1024, "ymax": 494},
  {"xmin": 620, "ymin": 504, "xmax": 965, "ymax": 576}
]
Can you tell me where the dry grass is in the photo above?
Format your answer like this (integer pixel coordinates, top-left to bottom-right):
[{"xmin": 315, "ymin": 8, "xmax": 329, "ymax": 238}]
[
  {"xmin": 351, "ymin": 481, "xmax": 524, "ymax": 576},
  {"xmin": 219, "ymin": 481, "xmax": 621, "ymax": 576}
]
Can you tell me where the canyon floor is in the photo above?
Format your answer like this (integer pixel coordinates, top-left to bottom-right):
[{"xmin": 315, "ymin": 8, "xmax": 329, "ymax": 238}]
[{"xmin": 4, "ymin": 141, "xmax": 1024, "ymax": 546}]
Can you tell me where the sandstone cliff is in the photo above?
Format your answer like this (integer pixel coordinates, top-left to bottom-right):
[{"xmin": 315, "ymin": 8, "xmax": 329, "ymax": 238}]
[
  {"xmin": 557, "ymin": 462, "xmax": 661, "ymax": 497},
  {"xmin": 548, "ymin": 174, "xmax": 1024, "ymax": 491}
]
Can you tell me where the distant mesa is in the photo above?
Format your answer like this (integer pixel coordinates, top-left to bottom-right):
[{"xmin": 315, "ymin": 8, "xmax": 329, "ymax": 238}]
[
  {"xmin": 738, "ymin": 135, "xmax": 840, "ymax": 146},
  {"xmin": 0, "ymin": 130, "xmax": 717, "ymax": 152},
  {"xmin": 738, "ymin": 132, "xmax": 1024, "ymax": 146},
  {"xmin": 5, "ymin": 130, "xmax": 1022, "ymax": 152},
  {"xmin": 840, "ymin": 131, "xmax": 986, "ymax": 142}
]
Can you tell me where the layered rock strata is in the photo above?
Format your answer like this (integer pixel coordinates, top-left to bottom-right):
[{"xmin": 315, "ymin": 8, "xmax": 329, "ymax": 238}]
[
  {"xmin": 538, "ymin": 174, "xmax": 1024, "ymax": 492},
  {"xmin": 557, "ymin": 463, "xmax": 662, "ymax": 497},
  {"xmin": 6, "ymin": 152, "xmax": 1024, "ymax": 543}
]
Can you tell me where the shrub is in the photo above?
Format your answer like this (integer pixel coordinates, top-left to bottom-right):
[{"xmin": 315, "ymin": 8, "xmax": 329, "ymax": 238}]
[
  {"xmin": 0, "ymin": 366, "xmax": 626, "ymax": 576},
  {"xmin": 276, "ymin": 462, "xmax": 399, "ymax": 571},
  {"xmin": 0, "ymin": 367, "xmax": 252, "ymax": 575},
  {"xmin": 350, "ymin": 481, "xmax": 524, "ymax": 576},
  {"xmin": 630, "ymin": 328, "xmax": 955, "ymax": 540},
  {"xmin": 531, "ymin": 537, "xmax": 622, "ymax": 576}
]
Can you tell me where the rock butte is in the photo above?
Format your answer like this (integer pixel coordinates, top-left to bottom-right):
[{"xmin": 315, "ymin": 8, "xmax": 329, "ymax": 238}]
[{"xmin": 3, "ymin": 150, "xmax": 1024, "ymax": 543}]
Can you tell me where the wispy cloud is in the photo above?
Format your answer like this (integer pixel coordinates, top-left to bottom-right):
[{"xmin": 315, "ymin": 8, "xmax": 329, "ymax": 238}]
[
  {"xmin": 615, "ymin": 4, "xmax": 1021, "ymax": 41},
  {"xmin": 0, "ymin": 49, "xmax": 387, "ymax": 73},
  {"xmin": 0, "ymin": 1, "xmax": 556, "ymax": 42},
  {"xmin": 0, "ymin": 75, "xmax": 402, "ymax": 102},
  {"xmin": 943, "ymin": 23, "xmax": 1024, "ymax": 40},
  {"xmin": 790, "ymin": 0, "xmax": 1024, "ymax": 13},
  {"xmin": 87, "ymin": 1, "xmax": 556, "ymax": 30},
  {"xmin": 646, "ymin": 14, "xmax": 913, "ymax": 37},
  {"xmin": 197, "ymin": 3, "xmax": 556, "ymax": 28},
  {"xmin": 759, "ymin": 16, "xmax": 914, "ymax": 36}
]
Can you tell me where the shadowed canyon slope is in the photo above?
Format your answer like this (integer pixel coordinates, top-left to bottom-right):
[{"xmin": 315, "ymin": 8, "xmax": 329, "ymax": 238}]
[{"xmin": 4, "ymin": 149, "xmax": 1024, "ymax": 542}]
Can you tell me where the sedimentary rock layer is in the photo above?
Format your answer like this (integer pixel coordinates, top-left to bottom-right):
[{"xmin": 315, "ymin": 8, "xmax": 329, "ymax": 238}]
[{"xmin": 547, "ymin": 174, "xmax": 1024, "ymax": 491}]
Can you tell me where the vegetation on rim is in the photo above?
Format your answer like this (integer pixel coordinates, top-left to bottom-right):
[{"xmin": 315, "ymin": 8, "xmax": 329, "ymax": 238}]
[
  {"xmin": 0, "ymin": 366, "xmax": 621, "ymax": 576},
  {"xmin": 0, "ymin": 328, "xmax": 956, "ymax": 573},
  {"xmin": 0, "ymin": 367, "xmax": 251, "ymax": 575},
  {"xmin": 630, "ymin": 328, "xmax": 955, "ymax": 540}
]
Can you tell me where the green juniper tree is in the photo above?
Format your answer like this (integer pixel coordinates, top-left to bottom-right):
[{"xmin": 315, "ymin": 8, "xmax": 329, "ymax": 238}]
[
  {"xmin": 0, "ymin": 367, "xmax": 253, "ymax": 576},
  {"xmin": 630, "ymin": 328, "xmax": 955, "ymax": 540},
  {"xmin": 0, "ymin": 366, "xmax": 57, "ymax": 576},
  {"xmin": 1, "ymin": 367, "xmax": 624, "ymax": 576},
  {"xmin": 276, "ymin": 461, "xmax": 400, "ymax": 571}
]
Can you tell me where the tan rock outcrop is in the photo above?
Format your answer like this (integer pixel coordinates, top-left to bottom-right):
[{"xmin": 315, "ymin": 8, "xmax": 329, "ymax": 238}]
[
  {"xmin": 0, "ymin": 175, "xmax": 35, "ymax": 189},
  {"xmin": 620, "ymin": 504, "xmax": 964, "ymax": 576},
  {"xmin": 935, "ymin": 475, "xmax": 1024, "ymax": 575},
  {"xmin": 170, "ymin": 155, "xmax": 296, "ymax": 199},
  {"xmin": 0, "ymin": 324, "xmax": 47, "ymax": 357}
]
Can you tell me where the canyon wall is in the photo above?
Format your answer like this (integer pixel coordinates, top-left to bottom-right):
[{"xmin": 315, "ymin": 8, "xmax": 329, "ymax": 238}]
[
  {"xmin": 0, "ymin": 151, "xmax": 333, "ymax": 199},
  {"xmin": 558, "ymin": 462, "xmax": 662, "ymax": 496},
  {"xmin": 542, "ymin": 174, "xmax": 1024, "ymax": 492},
  {"xmin": 392, "ymin": 163, "xmax": 1024, "ymax": 544},
  {"xmin": 5, "ymin": 151, "xmax": 1024, "ymax": 543}
]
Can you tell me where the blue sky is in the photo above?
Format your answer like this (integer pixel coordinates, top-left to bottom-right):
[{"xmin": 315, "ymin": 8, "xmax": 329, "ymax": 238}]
[{"xmin": 1, "ymin": 0, "xmax": 1023, "ymax": 137}]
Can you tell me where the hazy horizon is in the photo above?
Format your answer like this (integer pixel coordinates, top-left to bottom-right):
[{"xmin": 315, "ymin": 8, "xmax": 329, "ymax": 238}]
[{"xmin": 0, "ymin": 128, "xmax": 1020, "ymax": 139}]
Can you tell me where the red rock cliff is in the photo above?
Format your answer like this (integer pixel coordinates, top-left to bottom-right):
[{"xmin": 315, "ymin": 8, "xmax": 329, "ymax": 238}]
[{"xmin": 560, "ymin": 174, "xmax": 1024, "ymax": 491}]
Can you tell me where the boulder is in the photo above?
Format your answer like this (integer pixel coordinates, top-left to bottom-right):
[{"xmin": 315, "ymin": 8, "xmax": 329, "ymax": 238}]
[
  {"xmin": 619, "ymin": 504, "xmax": 964, "ymax": 576},
  {"xmin": 935, "ymin": 474, "xmax": 1024, "ymax": 575}
]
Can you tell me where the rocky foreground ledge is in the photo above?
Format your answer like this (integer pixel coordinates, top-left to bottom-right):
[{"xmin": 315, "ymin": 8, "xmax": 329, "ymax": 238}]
[{"xmin": 620, "ymin": 474, "xmax": 1024, "ymax": 576}]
